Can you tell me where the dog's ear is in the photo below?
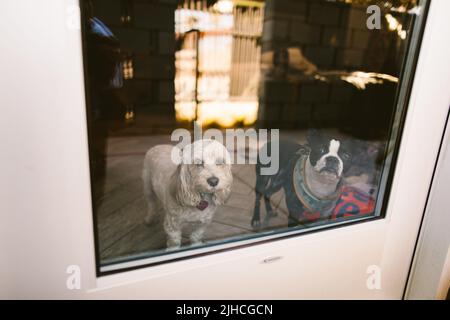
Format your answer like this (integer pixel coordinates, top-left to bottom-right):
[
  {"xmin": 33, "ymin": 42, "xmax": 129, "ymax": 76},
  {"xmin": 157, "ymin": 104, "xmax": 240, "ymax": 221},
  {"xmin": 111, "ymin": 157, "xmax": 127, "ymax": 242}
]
[{"xmin": 175, "ymin": 164, "xmax": 201, "ymax": 207}]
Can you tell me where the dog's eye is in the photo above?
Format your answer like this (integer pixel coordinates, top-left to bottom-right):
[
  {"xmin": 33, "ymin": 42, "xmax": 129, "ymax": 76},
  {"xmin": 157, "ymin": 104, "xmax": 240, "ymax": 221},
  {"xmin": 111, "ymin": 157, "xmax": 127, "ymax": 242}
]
[{"xmin": 194, "ymin": 160, "xmax": 204, "ymax": 167}]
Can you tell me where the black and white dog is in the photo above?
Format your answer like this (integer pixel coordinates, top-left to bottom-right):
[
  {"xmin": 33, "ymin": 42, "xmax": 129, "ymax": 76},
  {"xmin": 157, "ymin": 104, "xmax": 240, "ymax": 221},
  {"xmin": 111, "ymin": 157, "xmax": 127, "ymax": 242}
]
[{"xmin": 252, "ymin": 130, "xmax": 360, "ymax": 228}]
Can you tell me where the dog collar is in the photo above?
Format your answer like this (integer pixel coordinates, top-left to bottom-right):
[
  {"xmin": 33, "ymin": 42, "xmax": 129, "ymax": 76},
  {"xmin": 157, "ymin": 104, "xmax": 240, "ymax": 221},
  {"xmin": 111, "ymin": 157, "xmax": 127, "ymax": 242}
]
[
  {"xmin": 292, "ymin": 153, "xmax": 341, "ymax": 216},
  {"xmin": 196, "ymin": 199, "xmax": 209, "ymax": 211},
  {"xmin": 196, "ymin": 193, "xmax": 211, "ymax": 210}
]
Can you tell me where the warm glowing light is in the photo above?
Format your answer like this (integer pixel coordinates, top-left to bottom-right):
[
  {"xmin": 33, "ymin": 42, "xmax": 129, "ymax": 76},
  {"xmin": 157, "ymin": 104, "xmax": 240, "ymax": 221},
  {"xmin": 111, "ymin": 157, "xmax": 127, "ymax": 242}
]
[
  {"xmin": 390, "ymin": 5, "xmax": 422, "ymax": 16},
  {"xmin": 214, "ymin": 0, "xmax": 234, "ymax": 14},
  {"xmin": 125, "ymin": 110, "xmax": 134, "ymax": 121},
  {"xmin": 340, "ymin": 72, "xmax": 399, "ymax": 90},
  {"xmin": 174, "ymin": 1, "xmax": 263, "ymax": 128},
  {"xmin": 175, "ymin": 100, "xmax": 258, "ymax": 127},
  {"xmin": 385, "ymin": 14, "xmax": 407, "ymax": 40},
  {"xmin": 386, "ymin": 14, "xmax": 399, "ymax": 30},
  {"xmin": 123, "ymin": 58, "xmax": 134, "ymax": 80}
]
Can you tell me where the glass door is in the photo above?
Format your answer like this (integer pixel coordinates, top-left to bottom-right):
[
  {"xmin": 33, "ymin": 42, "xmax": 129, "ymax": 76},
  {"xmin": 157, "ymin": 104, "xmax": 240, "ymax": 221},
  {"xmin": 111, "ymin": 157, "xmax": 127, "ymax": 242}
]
[
  {"xmin": 80, "ymin": 0, "xmax": 430, "ymax": 275},
  {"xmin": 3, "ymin": 0, "xmax": 449, "ymax": 299}
]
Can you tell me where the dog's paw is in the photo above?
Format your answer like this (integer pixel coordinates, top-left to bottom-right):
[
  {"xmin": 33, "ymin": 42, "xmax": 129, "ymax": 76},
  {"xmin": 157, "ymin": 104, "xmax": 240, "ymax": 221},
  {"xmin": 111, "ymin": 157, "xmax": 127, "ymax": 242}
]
[
  {"xmin": 190, "ymin": 240, "xmax": 204, "ymax": 247},
  {"xmin": 259, "ymin": 211, "xmax": 277, "ymax": 228},
  {"xmin": 166, "ymin": 237, "xmax": 182, "ymax": 250},
  {"xmin": 165, "ymin": 246, "xmax": 180, "ymax": 252},
  {"xmin": 251, "ymin": 217, "xmax": 261, "ymax": 229}
]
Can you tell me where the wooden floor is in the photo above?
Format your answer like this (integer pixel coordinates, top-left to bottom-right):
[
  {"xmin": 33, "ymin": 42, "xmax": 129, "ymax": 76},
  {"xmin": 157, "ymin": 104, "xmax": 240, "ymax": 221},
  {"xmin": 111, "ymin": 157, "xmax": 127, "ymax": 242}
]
[
  {"xmin": 92, "ymin": 126, "xmax": 383, "ymax": 265},
  {"xmin": 95, "ymin": 134, "xmax": 303, "ymax": 264}
]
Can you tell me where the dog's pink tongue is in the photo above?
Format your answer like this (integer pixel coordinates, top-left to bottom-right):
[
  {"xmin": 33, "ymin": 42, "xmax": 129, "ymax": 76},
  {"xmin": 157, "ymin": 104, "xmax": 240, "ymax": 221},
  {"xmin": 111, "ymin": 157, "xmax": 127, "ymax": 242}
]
[{"xmin": 196, "ymin": 200, "xmax": 209, "ymax": 211}]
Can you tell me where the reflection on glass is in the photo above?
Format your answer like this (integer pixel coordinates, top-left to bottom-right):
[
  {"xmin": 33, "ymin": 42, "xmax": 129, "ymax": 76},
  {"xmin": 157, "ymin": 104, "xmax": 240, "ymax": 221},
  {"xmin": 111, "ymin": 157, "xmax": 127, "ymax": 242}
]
[
  {"xmin": 82, "ymin": 0, "xmax": 426, "ymax": 272},
  {"xmin": 174, "ymin": 1, "xmax": 263, "ymax": 126}
]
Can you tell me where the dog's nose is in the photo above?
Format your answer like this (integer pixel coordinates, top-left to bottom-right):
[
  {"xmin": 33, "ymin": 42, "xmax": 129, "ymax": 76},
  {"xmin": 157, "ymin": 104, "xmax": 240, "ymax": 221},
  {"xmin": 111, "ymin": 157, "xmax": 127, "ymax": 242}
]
[
  {"xmin": 207, "ymin": 177, "xmax": 219, "ymax": 187},
  {"xmin": 326, "ymin": 157, "xmax": 339, "ymax": 168}
]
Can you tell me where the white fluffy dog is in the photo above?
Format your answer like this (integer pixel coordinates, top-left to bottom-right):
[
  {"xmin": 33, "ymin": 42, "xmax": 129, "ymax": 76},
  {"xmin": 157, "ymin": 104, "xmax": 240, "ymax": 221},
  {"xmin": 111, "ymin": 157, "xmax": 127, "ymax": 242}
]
[{"xmin": 142, "ymin": 139, "xmax": 233, "ymax": 249}]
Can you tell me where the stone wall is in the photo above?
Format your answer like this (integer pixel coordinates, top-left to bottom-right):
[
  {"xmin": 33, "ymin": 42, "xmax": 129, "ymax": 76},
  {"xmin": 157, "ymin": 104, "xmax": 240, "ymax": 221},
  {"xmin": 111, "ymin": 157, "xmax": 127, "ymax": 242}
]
[
  {"xmin": 258, "ymin": 0, "xmax": 410, "ymax": 138},
  {"xmin": 91, "ymin": 0, "xmax": 177, "ymax": 115}
]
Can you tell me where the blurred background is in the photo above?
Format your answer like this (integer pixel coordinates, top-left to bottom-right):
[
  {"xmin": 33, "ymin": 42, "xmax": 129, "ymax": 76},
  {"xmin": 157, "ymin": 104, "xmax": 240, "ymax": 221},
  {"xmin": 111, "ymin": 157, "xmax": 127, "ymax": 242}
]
[{"xmin": 85, "ymin": 0, "xmax": 415, "ymax": 134}]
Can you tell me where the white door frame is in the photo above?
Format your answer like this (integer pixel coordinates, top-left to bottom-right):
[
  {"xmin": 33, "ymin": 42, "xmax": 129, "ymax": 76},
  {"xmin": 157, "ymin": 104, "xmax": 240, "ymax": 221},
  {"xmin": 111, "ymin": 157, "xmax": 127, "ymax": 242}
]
[
  {"xmin": 1, "ymin": 0, "xmax": 449, "ymax": 299},
  {"xmin": 405, "ymin": 111, "xmax": 450, "ymax": 300}
]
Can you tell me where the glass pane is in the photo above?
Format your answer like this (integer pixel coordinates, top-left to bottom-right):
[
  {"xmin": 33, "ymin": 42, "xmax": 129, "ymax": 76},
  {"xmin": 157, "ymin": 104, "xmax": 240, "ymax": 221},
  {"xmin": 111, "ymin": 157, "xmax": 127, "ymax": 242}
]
[{"xmin": 81, "ymin": 0, "xmax": 428, "ymax": 273}]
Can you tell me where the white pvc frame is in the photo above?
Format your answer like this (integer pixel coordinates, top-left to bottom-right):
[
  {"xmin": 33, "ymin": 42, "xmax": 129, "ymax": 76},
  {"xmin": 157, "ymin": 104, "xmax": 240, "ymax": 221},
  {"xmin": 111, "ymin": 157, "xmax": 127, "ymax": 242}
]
[{"xmin": 1, "ymin": 0, "xmax": 449, "ymax": 299}]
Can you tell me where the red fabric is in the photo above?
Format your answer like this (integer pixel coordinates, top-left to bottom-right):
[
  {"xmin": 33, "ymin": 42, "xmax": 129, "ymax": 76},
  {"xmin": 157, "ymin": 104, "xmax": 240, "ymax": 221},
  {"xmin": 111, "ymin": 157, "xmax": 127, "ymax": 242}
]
[
  {"xmin": 331, "ymin": 186, "xmax": 375, "ymax": 219},
  {"xmin": 303, "ymin": 186, "xmax": 375, "ymax": 222}
]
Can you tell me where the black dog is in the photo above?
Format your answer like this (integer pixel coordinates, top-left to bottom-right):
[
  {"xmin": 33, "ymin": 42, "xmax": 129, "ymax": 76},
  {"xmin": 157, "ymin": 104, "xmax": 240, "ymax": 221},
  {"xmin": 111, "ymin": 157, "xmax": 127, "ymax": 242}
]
[{"xmin": 252, "ymin": 130, "xmax": 359, "ymax": 228}]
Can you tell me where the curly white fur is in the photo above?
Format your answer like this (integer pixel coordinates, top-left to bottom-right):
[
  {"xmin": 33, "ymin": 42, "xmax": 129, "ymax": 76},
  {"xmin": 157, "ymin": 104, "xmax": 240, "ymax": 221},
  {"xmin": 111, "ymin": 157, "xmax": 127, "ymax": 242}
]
[{"xmin": 142, "ymin": 139, "xmax": 233, "ymax": 249}]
